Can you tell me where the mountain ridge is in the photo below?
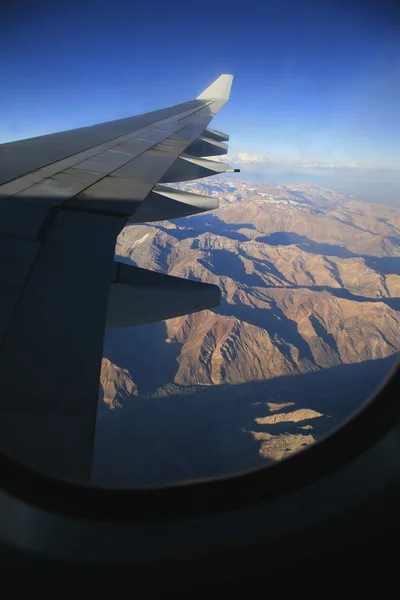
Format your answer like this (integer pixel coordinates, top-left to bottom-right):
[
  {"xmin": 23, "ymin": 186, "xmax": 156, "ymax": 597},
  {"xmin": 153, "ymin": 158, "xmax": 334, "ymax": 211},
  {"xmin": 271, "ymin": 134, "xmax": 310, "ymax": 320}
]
[{"xmin": 97, "ymin": 177, "xmax": 400, "ymax": 486}]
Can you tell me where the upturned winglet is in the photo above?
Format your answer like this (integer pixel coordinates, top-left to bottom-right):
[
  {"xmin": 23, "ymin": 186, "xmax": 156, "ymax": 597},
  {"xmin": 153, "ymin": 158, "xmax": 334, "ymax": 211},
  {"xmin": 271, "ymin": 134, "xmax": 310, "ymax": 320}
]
[{"xmin": 196, "ymin": 74, "xmax": 234, "ymax": 100}]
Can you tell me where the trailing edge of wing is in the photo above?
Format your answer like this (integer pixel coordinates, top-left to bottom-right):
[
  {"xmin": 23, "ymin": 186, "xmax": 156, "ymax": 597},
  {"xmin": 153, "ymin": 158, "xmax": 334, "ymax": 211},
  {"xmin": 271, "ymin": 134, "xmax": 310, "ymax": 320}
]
[
  {"xmin": 197, "ymin": 74, "xmax": 233, "ymax": 101},
  {"xmin": 160, "ymin": 155, "xmax": 229, "ymax": 183},
  {"xmin": 204, "ymin": 128, "xmax": 229, "ymax": 142},
  {"xmin": 130, "ymin": 185, "xmax": 219, "ymax": 222},
  {"xmin": 106, "ymin": 263, "xmax": 221, "ymax": 328},
  {"xmin": 185, "ymin": 137, "xmax": 228, "ymax": 157}
]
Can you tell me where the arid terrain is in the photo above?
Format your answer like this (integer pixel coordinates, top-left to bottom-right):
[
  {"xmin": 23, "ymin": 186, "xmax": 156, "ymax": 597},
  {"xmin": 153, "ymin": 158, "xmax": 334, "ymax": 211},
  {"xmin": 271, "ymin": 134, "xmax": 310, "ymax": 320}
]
[{"xmin": 94, "ymin": 177, "xmax": 400, "ymax": 487}]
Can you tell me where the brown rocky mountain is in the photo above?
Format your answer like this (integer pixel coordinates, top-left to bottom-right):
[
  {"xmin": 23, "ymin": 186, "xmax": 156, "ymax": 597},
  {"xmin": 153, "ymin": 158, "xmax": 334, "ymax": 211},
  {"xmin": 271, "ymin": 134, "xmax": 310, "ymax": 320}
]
[
  {"xmin": 100, "ymin": 358, "xmax": 138, "ymax": 409},
  {"xmin": 96, "ymin": 177, "xmax": 400, "ymax": 487}
]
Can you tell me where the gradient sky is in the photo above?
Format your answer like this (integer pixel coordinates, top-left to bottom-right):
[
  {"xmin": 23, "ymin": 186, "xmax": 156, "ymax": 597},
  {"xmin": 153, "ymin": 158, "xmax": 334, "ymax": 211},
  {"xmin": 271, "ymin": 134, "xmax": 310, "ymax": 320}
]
[{"xmin": 1, "ymin": 0, "xmax": 400, "ymax": 197}]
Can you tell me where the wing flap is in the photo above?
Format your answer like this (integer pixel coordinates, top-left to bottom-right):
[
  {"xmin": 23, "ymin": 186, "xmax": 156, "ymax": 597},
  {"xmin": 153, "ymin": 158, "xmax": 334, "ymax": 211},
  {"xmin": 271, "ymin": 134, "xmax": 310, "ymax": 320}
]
[
  {"xmin": 185, "ymin": 136, "xmax": 228, "ymax": 157},
  {"xmin": 160, "ymin": 155, "xmax": 229, "ymax": 183},
  {"xmin": 130, "ymin": 184, "xmax": 219, "ymax": 222},
  {"xmin": 107, "ymin": 263, "xmax": 220, "ymax": 328},
  {"xmin": 204, "ymin": 127, "xmax": 229, "ymax": 142}
]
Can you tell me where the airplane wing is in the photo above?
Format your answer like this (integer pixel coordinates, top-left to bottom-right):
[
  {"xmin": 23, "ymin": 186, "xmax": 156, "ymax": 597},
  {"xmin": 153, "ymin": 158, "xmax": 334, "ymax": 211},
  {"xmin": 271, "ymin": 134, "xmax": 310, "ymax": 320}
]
[{"xmin": 0, "ymin": 74, "xmax": 236, "ymax": 482}]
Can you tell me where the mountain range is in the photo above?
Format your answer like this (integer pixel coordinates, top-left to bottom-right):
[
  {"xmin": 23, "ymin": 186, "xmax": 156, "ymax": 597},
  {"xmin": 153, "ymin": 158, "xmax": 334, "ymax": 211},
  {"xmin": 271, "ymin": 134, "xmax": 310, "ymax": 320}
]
[{"xmin": 94, "ymin": 177, "xmax": 400, "ymax": 487}]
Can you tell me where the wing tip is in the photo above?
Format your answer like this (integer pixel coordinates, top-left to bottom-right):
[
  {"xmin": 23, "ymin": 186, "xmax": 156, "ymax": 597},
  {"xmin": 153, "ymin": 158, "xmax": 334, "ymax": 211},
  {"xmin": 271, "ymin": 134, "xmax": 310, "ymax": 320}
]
[{"xmin": 196, "ymin": 74, "xmax": 234, "ymax": 100}]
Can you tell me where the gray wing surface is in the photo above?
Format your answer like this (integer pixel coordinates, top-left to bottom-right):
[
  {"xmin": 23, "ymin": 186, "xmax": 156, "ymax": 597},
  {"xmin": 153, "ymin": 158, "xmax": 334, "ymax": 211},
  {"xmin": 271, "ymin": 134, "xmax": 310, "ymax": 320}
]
[{"xmin": 0, "ymin": 74, "xmax": 235, "ymax": 481}]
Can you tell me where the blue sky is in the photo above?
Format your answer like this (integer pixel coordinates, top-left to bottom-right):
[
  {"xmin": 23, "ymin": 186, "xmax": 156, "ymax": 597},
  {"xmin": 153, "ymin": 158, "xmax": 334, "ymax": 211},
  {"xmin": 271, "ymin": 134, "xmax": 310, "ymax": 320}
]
[{"xmin": 1, "ymin": 0, "xmax": 399, "ymax": 200}]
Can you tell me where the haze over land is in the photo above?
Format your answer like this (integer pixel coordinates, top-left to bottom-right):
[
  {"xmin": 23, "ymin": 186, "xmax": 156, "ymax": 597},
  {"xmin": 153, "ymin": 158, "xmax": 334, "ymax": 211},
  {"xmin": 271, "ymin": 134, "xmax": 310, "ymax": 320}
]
[
  {"xmin": 95, "ymin": 176, "xmax": 400, "ymax": 487},
  {"xmin": 224, "ymin": 155, "xmax": 400, "ymax": 207}
]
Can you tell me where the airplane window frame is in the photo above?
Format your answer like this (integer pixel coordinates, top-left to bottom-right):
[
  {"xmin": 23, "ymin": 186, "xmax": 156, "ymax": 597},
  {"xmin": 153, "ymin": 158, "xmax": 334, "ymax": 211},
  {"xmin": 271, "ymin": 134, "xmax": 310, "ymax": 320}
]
[{"xmin": 0, "ymin": 357, "xmax": 398, "ymax": 523}]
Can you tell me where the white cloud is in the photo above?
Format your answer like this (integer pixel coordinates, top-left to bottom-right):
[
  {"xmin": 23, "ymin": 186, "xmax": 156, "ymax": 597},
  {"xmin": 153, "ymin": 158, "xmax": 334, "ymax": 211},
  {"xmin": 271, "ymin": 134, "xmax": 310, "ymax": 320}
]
[
  {"xmin": 297, "ymin": 160, "xmax": 364, "ymax": 170},
  {"xmin": 235, "ymin": 153, "xmax": 270, "ymax": 164},
  {"xmin": 229, "ymin": 153, "xmax": 368, "ymax": 171}
]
